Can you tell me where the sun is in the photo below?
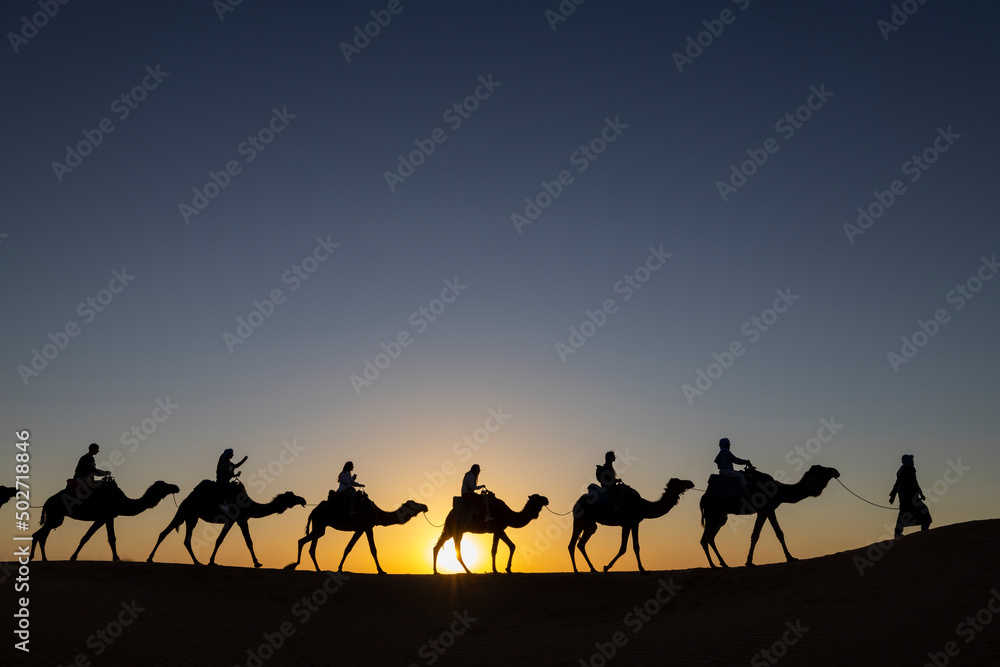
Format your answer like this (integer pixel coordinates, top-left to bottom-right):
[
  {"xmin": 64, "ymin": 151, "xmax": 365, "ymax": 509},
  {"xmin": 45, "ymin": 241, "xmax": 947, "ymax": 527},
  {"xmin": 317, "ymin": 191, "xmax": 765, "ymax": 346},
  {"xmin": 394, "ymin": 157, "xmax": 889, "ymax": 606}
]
[{"xmin": 431, "ymin": 536, "xmax": 483, "ymax": 573}]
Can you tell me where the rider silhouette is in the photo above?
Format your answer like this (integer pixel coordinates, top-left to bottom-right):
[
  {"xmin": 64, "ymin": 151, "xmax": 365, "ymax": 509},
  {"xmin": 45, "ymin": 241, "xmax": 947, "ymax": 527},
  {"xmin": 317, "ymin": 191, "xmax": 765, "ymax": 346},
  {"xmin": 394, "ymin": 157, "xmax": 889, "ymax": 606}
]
[
  {"xmin": 461, "ymin": 464, "xmax": 492, "ymax": 524},
  {"xmin": 715, "ymin": 438, "xmax": 751, "ymax": 495},
  {"xmin": 74, "ymin": 443, "xmax": 110, "ymax": 490},
  {"xmin": 216, "ymin": 448, "xmax": 247, "ymax": 510},
  {"xmin": 596, "ymin": 451, "xmax": 622, "ymax": 510},
  {"xmin": 338, "ymin": 461, "xmax": 364, "ymax": 515}
]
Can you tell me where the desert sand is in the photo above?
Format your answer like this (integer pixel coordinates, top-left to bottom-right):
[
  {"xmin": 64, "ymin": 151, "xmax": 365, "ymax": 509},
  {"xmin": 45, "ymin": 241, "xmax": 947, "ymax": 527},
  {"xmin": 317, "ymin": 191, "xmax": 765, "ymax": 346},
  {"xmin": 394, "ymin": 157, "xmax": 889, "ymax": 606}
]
[{"xmin": 4, "ymin": 519, "xmax": 999, "ymax": 666}]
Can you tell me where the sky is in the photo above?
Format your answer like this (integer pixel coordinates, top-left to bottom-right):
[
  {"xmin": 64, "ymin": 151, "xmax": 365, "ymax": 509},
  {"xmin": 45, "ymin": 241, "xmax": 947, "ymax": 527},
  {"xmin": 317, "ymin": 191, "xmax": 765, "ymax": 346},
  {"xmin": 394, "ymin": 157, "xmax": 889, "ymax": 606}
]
[{"xmin": 2, "ymin": 1, "xmax": 998, "ymax": 575}]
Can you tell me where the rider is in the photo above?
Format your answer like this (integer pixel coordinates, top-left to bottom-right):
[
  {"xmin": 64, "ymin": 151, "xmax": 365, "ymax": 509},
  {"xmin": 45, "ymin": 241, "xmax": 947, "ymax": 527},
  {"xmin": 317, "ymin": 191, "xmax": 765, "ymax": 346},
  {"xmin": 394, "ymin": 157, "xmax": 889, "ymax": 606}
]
[
  {"xmin": 338, "ymin": 461, "xmax": 365, "ymax": 515},
  {"xmin": 461, "ymin": 464, "xmax": 492, "ymax": 523},
  {"xmin": 216, "ymin": 448, "xmax": 247, "ymax": 509},
  {"xmin": 74, "ymin": 443, "xmax": 110, "ymax": 490},
  {"xmin": 595, "ymin": 451, "xmax": 622, "ymax": 509},
  {"xmin": 715, "ymin": 437, "xmax": 751, "ymax": 495}
]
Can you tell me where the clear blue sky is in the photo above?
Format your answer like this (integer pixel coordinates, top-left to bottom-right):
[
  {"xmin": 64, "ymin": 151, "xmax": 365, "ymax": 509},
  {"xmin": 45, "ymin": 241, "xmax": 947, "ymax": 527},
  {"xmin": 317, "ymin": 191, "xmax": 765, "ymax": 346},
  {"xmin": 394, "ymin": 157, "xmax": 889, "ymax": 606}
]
[{"xmin": 2, "ymin": 0, "xmax": 998, "ymax": 571}]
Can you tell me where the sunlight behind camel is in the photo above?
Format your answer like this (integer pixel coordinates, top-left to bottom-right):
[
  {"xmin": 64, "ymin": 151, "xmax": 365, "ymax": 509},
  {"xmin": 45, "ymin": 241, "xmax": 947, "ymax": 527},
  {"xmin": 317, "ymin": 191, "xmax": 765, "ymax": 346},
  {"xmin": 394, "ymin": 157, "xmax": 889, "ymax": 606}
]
[{"xmin": 431, "ymin": 537, "xmax": 481, "ymax": 573}]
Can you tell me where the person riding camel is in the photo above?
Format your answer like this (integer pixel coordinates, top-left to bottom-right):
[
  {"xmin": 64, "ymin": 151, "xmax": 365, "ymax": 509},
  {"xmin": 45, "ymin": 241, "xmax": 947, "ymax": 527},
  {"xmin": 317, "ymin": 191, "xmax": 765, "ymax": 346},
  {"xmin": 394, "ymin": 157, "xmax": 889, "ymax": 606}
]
[
  {"xmin": 74, "ymin": 443, "xmax": 110, "ymax": 491},
  {"xmin": 216, "ymin": 448, "xmax": 247, "ymax": 510},
  {"xmin": 595, "ymin": 451, "xmax": 622, "ymax": 509},
  {"xmin": 461, "ymin": 464, "xmax": 492, "ymax": 525},
  {"xmin": 338, "ymin": 461, "xmax": 365, "ymax": 515},
  {"xmin": 715, "ymin": 438, "xmax": 751, "ymax": 495}
]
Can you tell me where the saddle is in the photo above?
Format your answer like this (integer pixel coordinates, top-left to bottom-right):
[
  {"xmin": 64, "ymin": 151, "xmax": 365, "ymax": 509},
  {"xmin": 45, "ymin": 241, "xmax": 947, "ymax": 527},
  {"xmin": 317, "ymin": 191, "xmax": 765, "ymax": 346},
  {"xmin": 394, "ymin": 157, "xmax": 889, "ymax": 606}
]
[{"xmin": 705, "ymin": 474, "xmax": 744, "ymax": 501}]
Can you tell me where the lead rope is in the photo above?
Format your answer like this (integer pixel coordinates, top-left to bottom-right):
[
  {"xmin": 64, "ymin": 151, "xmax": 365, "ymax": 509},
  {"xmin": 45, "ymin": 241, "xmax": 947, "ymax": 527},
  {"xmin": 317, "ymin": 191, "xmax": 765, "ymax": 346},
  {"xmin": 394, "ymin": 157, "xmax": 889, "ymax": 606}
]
[{"xmin": 835, "ymin": 478, "xmax": 897, "ymax": 511}]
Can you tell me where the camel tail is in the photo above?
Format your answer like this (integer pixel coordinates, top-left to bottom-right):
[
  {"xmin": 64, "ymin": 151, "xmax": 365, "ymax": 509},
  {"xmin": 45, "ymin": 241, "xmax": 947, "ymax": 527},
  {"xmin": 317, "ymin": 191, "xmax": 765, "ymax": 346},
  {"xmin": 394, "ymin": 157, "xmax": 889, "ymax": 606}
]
[
  {"xmin": 700, "ymin": 503, "xmax": 705, "ymax": 528},
  {"xmin": 39, "ymin": 506, "xmax": 46, "ymax": 526}
]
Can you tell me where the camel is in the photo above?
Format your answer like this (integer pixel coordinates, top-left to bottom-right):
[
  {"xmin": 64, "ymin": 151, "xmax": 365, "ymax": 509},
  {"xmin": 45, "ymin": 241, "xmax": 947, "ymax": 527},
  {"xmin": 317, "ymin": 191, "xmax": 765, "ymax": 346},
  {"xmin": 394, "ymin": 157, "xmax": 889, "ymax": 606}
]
[
  {"xmin": 432, "ymin": 493, "xmax": 549, "ymax": 574},
  {"xmin": 147, "ymin": 480, "xmax": 305, "ymax": 568},
  {"xmin": 0, "ymin": 486, "xmax": 16, "ymax": 508},
  {"xmin": 699, "ymin": 464, "xmax": 840, "ymax": 568},
  {"xmin": 568, "ymin": 478, "xmax": 695, "ymax": 574},
  {"xmin": 31, "ymin": 478, "xmax": 179, "ymax": 562},
  {"xmin": 286, "ymin": 492, "xmax": 427, "ymax": 573}
]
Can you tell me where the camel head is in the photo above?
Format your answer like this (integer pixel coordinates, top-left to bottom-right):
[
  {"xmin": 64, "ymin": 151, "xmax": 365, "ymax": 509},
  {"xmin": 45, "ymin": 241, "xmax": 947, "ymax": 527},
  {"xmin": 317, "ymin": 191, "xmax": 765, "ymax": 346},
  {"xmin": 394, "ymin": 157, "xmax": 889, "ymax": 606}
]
[
  {"xmin": 803, "ymin": 465, "xmax": 840, "ymax": 496},
  {"xmin": 272, "ymin": 491, "xmax": 307, "ymax": 513},
  {"xmin": 666, "ymin": 478, "xmax": 696, "ymax": 495},
  {"xmin": 395, "ymin": 500, "xmax": 429, "ymax": 523},
  {"xmin": 0, "ymin": 486, "xmax": 16, "ymax": 507},
  {"xmin": 147, "ymin": 481, "xmax": 181, "ymax": 502},
  {"xmin": 526, "ymin": 494, "xmax": 550, "ymax": 517}
]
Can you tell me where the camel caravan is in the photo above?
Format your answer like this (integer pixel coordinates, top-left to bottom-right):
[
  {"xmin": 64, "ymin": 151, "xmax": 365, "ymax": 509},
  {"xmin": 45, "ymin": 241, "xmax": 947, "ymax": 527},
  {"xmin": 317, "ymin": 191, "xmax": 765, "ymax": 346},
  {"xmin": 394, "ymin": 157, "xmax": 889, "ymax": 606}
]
[{"xmin": 23, "ymin": 438, "xmax": 934, "ymax": 574}]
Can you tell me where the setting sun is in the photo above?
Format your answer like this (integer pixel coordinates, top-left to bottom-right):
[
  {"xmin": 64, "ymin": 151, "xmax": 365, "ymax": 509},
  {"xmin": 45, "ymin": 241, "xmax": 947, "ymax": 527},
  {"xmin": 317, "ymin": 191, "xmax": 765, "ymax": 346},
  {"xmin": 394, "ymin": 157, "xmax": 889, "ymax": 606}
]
[{"xmin": 431, "ymin": 536, "xmax": 484, "ymax": 573}]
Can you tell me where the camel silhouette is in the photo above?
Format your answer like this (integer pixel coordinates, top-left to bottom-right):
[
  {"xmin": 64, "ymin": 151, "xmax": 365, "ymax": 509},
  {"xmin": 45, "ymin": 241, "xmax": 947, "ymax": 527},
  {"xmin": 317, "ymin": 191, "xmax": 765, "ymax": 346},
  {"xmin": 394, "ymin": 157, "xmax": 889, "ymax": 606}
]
[
  {"xmin": 31, "ymin": 478, "xmax": 179, "ymax": 562},
  {"xmin": 0, "ymin": 486, "xmax": 16, "ymax": 508},
  {"xmin": 699, "ymin": 464, "xmax": 840, "ymax": 568},
  {"xmin": 568, "ymin": 478, "xmax": 695, "ymax": 574},
  {"xmin": 147, "ymin": 480, "xmax": 305, "ymax": 568},
  {"xmin": 432, "ymin": 493, "xmax": 549, "ymax": 574},
  {"xmin": 286, "ymin": 491, "xmax": 427, "ymax": 573}
]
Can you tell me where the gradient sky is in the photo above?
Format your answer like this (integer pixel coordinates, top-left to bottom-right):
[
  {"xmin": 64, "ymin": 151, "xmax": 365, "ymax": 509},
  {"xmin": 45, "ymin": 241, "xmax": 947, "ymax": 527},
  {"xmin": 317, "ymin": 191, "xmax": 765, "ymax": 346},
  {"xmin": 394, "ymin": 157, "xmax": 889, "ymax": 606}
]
[{"xmin": 2, "ymin": 1, "xmax": 998, "ymax": 574}]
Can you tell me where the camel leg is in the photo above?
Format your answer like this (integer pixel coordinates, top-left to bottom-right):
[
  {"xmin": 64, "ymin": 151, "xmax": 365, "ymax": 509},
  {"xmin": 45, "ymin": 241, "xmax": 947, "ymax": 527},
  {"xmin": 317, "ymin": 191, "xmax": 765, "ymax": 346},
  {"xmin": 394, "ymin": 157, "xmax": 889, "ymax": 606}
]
[
  {"xmin": 490, "ymin": 533, "xmax": 501, "ymax": 573},
  {"xmin": 237, "ymin": 521, "xmax": 263, "ymax": 568},
  {"xmin": 364, "ymin": 528, "xmax": 386, "ymax": 574},
  {"xmin": 148, "ymin": 512, "xmax": 187, "ymax": 563},
  {"xmin": 604, "ymin": 526, "xmax": 631, "ymax": 573},
  {"xmin": 568, "ymin": 522, "xmax": 582, "ymax": 574},
  {"xmin": 31, "ymin": 526, "xmax": 52, "ymax": 562},
  {"xmin": 71, "ymin": 520, "xmax": 106, "ymax": 561},
  {"xmin": 454, "ymin": 533, "xmax": 472, "ymax": 574},
  {"xmin": 631, "ymin": 524, "xmax": 646, "ymax": 573},
  {"xmin": 746, "ymin": 512, "xmax": 768, "ymax": 566},
  {"xmin": 432, "ymin": 527, "xmax": 454, "ymax": 575},
  {"xmin": 701, "ymin": 513, "xmax": 729, "ymax": 568},
  {"xmin": 306, "ymin": 525, "xmax": 326, "ymax": 571},
  {"xmin": 577, "ymin": 522, "xmax": 599, "ymax": 573},
  {"xmin": 496, "ymin": 531, "xmax": 516, "ymax": 574},
  {"xmin": 209, "ymin": 521, "xmax": 235, "ymax": 565},
  {"xmin": 183, "ymin": 517, "xmax": 202, "ymax": 565},
  {"xmin": 766, "ymin": 512, "xmax": 796, "ymax": 562},
  {"xmin": 106, "ymin": 519, "xmax": 120, "ymax": 561},
  {"xmin": 338, "ymin": 530, "xmax": 364, "ymax": 572}
]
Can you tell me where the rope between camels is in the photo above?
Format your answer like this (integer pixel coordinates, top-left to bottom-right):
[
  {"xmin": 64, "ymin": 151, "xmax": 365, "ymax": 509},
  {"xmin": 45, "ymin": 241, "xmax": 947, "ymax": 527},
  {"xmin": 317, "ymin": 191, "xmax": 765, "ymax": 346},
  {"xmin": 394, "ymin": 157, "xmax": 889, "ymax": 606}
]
[
  {"xmin": 422, "ymin": 512, "xmax": 445, "ymax": 528},
  {"xmin": 544, "ymin": 506, "xmax": 574, "ymax": 517},
  {"xmin": 835, "ymin": 478, "xmax": 897, "ymax": 511}
]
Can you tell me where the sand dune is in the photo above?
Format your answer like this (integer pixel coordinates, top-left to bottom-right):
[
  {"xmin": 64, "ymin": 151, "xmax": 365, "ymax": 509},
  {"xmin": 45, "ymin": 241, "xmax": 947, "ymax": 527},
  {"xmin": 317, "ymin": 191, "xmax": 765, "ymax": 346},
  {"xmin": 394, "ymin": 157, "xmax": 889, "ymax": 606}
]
[{"xmin": 5, "ymin": 519, "xmax": 999, "ymax": 666}]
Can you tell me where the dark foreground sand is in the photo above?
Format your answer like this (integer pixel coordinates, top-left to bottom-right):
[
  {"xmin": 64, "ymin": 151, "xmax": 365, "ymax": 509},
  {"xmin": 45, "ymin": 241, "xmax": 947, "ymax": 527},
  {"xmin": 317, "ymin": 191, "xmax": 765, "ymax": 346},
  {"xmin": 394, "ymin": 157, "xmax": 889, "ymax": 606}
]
[{"xmin": 4, "ymin": 519, "xmax": 999, "ymax": 666}]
